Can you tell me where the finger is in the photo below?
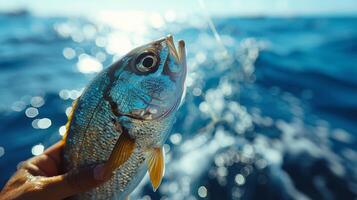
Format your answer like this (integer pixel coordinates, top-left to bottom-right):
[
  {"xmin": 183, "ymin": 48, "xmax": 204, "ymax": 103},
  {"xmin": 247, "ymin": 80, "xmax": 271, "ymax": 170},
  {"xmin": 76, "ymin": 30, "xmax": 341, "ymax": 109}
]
[
  {"xmin": 27, "ymin": 154, "xmax": 60, "ymax": 176},
  {"xmin": 27, "ymin": 141, "xmax": 65, "ymax": 176},
  {"xmin": 42, "ymin": 164, "xmax": 112, "ymax": 199},
  {"xmin": 28, "ymin": 141, "xmax": 64, "ymax": 168},
  {"xmin": 19, "ymin": 161, "xmax": 47, "ymax": 176},
  {"xmin": 43, "ymin": 140, "xmax": 65, "ymax": 165}
]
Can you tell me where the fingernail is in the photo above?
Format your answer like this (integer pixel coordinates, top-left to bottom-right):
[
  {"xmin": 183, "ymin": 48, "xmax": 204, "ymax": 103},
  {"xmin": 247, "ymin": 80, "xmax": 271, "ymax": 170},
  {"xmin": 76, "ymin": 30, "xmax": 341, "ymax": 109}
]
[{"xmin": 93, "ymin": 164, "xmax": 106, "ymax": 181}]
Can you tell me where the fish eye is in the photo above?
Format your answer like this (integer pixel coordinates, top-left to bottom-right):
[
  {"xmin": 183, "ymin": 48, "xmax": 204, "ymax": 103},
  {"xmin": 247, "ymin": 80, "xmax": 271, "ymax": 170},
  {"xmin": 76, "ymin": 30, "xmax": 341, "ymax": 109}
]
[{"xmin": 135, "ymin": 52, "xmax": 158, "ymax": 73}]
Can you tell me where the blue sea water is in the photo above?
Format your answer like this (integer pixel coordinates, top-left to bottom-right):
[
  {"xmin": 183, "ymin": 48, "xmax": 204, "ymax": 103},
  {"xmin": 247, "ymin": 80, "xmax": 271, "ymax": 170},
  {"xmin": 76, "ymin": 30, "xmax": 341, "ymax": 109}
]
[{"xmin": 0, "ymin": 11, "xmax": 356, "ymax": 199}]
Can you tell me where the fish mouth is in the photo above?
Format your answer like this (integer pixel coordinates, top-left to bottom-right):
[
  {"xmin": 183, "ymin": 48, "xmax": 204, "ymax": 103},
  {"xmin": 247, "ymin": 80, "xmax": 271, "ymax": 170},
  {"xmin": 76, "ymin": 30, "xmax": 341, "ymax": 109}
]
[
  {"xmin": 158, "ymin": 35, "xmax": 187, "ymax": 119},
  {"xmin": 165, "ymin": 35, "xmax": 187, "ymax": 68},
  {"xmin": 165, "ymin": 35, "xmax": 187, "ymax": 87}
]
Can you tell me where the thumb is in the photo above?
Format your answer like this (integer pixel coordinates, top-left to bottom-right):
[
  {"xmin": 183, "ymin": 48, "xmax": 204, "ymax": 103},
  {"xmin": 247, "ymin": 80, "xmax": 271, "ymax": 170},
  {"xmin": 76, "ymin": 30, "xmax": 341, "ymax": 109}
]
[{"xmin": 42, "ymin": 164, "xmax": 112, "ymax": 199}]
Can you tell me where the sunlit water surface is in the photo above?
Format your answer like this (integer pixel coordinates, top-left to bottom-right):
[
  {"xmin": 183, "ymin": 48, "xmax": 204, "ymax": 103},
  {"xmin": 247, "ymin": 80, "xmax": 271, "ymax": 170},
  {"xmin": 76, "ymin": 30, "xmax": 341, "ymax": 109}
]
[{"xmin": 0, "ymin": 11, "xmax": 356, "ymax": 200}]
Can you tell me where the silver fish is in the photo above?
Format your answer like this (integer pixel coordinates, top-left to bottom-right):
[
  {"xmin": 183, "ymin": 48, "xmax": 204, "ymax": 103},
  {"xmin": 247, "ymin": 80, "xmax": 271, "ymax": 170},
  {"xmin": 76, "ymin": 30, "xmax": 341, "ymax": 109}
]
[{"xmin": 63, "ymin": 35, "xmax": 187, "ymax": 200}]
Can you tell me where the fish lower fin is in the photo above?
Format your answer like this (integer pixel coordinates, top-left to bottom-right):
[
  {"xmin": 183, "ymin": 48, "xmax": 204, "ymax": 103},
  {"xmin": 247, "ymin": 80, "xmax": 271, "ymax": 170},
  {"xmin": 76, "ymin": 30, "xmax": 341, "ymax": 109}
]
[
  {"xmin": 147, "ymin": 147, "xmax": 165, "ymax": 191},
  {"xmin": 62, "ymin": 98, "xmax": 79, "ymax": 142},
  {"xmin": 104, "ymin": 132, "xmax": 135, "ymax": 176}
]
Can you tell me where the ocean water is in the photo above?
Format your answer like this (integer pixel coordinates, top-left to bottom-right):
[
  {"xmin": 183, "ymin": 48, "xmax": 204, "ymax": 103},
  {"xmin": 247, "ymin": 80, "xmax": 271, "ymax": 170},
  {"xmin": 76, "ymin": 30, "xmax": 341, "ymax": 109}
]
[{"xmin": 0, "ymin": 11, "xmax": 356, "ymax": 200}]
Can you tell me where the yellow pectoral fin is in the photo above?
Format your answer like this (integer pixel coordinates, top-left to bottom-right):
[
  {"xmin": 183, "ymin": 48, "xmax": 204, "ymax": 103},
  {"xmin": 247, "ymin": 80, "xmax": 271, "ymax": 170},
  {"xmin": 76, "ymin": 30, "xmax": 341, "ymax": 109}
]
[
  {"xmin": 62, "ymin": 98, "xmax": 79, "ymax": 142},
  {"xmin": 104, "ymin": 133, "xmax": 135, "ymax": 176},
  {"xmin": 147, "ymin": 147, "xmax": 165, "ymax": 191}
]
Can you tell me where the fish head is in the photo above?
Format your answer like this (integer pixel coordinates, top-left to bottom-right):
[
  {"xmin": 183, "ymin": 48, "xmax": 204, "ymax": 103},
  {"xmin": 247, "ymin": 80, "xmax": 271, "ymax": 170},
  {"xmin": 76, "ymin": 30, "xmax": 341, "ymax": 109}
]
[{"xmin": 108, "ymin": 35, "xmax": 187, "ymax": 120}]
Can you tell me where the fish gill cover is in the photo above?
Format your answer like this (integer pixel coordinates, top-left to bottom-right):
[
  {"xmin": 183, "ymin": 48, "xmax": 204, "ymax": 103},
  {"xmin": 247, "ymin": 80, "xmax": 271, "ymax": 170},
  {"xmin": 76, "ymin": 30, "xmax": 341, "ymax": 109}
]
[{"xmin": 0, "ymin": 9, "xmax": 356, "ymax": 200}]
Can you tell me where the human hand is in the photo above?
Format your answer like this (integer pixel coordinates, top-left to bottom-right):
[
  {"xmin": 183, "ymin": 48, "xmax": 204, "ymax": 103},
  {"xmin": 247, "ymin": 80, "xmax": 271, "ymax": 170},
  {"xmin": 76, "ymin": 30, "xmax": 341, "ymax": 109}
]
[{"xmin": 0, "ymin": 141, "xmax": 111, "ymax": 200}]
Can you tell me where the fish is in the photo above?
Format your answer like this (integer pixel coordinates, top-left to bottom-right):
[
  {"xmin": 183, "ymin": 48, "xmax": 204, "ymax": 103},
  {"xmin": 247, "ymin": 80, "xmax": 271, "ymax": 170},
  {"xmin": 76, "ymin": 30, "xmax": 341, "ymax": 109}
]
[{"xmin": 62, "ymin": 35, "xmax": 187, "ymax": 200}]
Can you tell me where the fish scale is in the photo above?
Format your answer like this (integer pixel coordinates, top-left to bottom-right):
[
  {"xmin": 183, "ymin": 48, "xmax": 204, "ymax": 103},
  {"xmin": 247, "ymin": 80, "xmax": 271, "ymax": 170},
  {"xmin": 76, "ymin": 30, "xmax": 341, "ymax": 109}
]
[
  {"xmin": 63, "ymin": 36, "xmax": 187, "ymax": 200},
  {"xmin": 65, "ymin": 86, "xmax": 147, "ymax": 198}
]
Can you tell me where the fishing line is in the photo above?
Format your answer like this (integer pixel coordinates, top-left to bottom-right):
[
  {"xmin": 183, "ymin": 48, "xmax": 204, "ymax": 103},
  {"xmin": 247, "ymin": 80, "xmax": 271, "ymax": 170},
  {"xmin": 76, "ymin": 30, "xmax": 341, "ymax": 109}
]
[
  {"xmin": 195, "ymin": 0, "xmax": 238, "ymax": 129},
  {"xmin": 197, "ymin": 0, "xmax": 229, "ymax": 58}
]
